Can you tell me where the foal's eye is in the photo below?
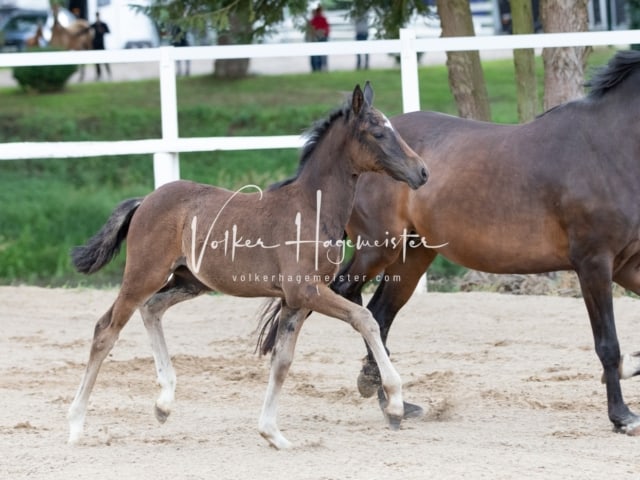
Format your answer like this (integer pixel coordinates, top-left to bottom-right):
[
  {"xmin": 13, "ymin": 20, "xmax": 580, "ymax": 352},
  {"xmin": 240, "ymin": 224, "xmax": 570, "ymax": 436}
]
[{"xmin": 372, "ymin": 131, "xmax": 385, "ymax": 139}]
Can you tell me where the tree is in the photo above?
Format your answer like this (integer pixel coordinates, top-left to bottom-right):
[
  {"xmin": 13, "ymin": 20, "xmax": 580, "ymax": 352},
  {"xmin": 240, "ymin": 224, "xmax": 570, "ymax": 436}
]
[
  {"xmin": 540, "ymin": 0, "xmax": 590, "ymax": 110},
  {"xmin": 435, "ymin": 0, "xmax": 491, "ymax": 121},
  {"xmin": 510, "ymin": 0, "xmax": 537, "ymax": 122},
  {"xmin": 142, "ymin": 0, "xmax": 310, "ymax": 78},
  {"xmin": 143, "ymin": 1, "xmax": 433, "ymax": 79}
]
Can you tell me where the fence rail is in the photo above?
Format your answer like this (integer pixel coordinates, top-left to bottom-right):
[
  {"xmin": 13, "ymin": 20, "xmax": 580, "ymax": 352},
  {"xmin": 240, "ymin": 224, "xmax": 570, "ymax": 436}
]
[{"xmin": 1, "ymin": 28, "xmax": 639, "ymax": 188}]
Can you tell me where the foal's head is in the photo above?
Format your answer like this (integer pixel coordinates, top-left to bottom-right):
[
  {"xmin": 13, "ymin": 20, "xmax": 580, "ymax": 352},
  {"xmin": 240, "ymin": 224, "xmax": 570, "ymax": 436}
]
[{"xmin": 346, "ymin": 82, "xmax": 428, "ymax": 189}]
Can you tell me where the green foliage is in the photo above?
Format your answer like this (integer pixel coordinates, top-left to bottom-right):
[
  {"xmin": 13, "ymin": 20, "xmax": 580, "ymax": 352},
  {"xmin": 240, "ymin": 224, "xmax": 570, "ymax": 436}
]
[
  {"xmin": 140, "ymin": 0, "xmax": 310, "ymax": 43},
  {"xmin": 13, "ymin": 58, "xmax": 78, "ymax": 93},
  {"xmin": 348, "ymin": 0, "xmax": 433, "ymax": 39},
  {"xmin": 141, "ymin": 0, "xmax": 432, "ymax": 45}
]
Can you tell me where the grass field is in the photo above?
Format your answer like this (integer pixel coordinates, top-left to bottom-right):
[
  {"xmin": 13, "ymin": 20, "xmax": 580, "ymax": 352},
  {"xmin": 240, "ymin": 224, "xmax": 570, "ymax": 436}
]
[{"xmin": 0, "ymin": 47, "xmax": 618, "ymax": 286}]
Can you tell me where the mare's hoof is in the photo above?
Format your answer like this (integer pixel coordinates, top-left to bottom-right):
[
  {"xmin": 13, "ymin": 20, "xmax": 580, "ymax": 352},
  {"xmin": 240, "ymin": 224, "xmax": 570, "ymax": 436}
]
[
  {"xmin": 154, "ymin": 404, "xmax": 170, "ymax": 424},
  {"xmin": 357, "ymin": 372, "xmax": 378, "ymax": 398},
  {"xmin": 357, "ymin": 368, "xmax": 380, "ymax": 399}
]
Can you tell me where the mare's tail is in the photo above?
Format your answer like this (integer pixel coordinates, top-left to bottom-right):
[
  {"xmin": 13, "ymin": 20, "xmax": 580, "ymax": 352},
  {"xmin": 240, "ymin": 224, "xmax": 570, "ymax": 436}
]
[
  {"xmin": 256, "ymin": 298, "xmax": 283, "ymax": 356},
  {"xmin": 71, "ymin": 197, "xmax": 144, "ymax": 274}
]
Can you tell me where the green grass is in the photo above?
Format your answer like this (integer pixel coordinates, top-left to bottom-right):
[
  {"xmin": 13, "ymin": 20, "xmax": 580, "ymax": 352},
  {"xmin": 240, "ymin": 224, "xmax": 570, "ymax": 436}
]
[{"xmin": 0, "ymin": 47, "xmax": 619, "ymax": 286}]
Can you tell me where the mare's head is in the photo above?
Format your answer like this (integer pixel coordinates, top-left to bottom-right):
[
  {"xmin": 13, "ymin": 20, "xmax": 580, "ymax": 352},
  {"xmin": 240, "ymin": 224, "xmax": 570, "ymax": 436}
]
[{"xmin": 344, "ymin": 82, "xmax": 428, "ymax": 189}]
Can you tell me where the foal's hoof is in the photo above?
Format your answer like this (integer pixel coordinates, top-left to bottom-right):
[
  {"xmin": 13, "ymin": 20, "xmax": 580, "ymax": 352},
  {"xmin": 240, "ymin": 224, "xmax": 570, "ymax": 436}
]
[
  {"xmin": 154, "ymin": 404, "xmax": 171, "ymax": 424},
  {"xmin": 377, "ymin": 388, "xmax": 424, "ymax": 420},
  {"xmin": 387, "ymin": 414, "xmax": 403, "ymax": 431},
  {"xmin": 402, "ymin": 401, "xmax": 425, "ymax": 420},
  {"xmin": 625, "ymin": 425, "xmax": 640, "ymax": 436}
]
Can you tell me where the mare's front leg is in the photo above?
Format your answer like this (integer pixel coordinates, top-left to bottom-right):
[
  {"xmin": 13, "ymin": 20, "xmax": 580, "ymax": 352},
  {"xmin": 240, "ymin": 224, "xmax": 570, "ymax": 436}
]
[
  {"xmin": 258, "ymin": 305, "xmax": 309, "ymax": 449},
  {"xmin": 577, "ymin": 256, "xmax": 640, "ymax": 433},
  {"xmin": 139, "ymin": 273, "xmax": 208, "ymax": 424}
]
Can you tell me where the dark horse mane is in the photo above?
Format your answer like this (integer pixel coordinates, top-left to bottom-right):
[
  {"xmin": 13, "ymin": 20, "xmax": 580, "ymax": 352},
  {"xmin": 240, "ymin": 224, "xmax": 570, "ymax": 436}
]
[
  {"xmin": 268, "ymin": 101, "xmax": 351, "ymax": 190},
  {"xmin": 586, "ymin": 50, "xmax": 640, "ymax": 99},
  {"xmin": 538, "ymin": 50, "xmax": 640, "ymax": 118}
]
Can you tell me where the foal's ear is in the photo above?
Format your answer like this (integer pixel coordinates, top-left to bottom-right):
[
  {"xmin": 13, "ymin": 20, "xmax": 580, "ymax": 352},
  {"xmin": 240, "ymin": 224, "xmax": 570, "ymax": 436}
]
[
  {"xmin": 351, "ymin": 84, "xmax": 365, "ymax": 115},
  {"xmin": 363, "ymin": 81, "xmax": 374, "ymax": 106}
]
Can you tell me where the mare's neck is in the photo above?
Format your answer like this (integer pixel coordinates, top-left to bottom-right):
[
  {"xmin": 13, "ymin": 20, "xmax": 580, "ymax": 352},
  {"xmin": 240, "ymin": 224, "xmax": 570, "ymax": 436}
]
[{"xmin": 293, "ymin": 126, "xmax": 358, "ymax": 243}]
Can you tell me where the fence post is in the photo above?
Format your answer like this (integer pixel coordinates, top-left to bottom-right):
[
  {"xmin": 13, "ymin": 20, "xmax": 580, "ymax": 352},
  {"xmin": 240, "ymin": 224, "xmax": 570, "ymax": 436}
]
[
  {"xmin": 399, "ymin": 28, "xmax": 421, "ymax": 113},
  {"xmin": 400, "ymin": 28, "xmax": 428, "ymax": 294},
  {"xmin": 154, "ymin": 46, "xmax": 180, "ymax": 189}
]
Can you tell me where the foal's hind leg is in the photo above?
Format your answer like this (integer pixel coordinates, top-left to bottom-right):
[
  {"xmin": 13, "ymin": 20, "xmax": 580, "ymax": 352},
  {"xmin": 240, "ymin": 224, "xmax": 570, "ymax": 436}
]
[
  {"xmin": 258, "ymin": 305, "xmax": 309, "ymax": 449},
  {"xmin": 139, "ymin": 270, "xmax": 210, "ymax": 424},
  {"xmin": 68, "ymin": 292, "xmax": 146, "ymax": 443},
  {"xmin": 68, "ymin": 262, "xmax": 176, "ymax": 443}
]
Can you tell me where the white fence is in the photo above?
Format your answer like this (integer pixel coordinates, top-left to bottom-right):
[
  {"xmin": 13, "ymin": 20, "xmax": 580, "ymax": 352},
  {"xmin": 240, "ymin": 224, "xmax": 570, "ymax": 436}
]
[{"xmin": 1, "ymin": 28, "xmax": 639, "ymax": 188}]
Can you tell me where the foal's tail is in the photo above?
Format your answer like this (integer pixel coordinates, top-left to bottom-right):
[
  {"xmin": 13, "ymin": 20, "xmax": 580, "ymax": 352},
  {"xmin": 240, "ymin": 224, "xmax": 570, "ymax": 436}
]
[
  {"xmin": 256, "ymin": 298, "xmax": 283, "ymax": 356},
  {"xmin": 71, "ymin": 197, "xmax": 144, "ymax": 274}
]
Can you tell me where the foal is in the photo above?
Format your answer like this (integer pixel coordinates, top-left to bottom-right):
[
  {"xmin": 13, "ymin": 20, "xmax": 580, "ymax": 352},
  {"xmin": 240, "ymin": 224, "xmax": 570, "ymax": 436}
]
[{"xmin": 67, "ymin": 83, "xmax": 428, "ymax": 448}]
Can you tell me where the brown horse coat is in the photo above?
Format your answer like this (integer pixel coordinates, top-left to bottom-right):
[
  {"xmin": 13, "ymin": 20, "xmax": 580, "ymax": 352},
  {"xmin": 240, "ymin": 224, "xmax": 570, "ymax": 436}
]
[{"xmin": 335, "ymin": 50, "xmax": 640, "ymax": 434}]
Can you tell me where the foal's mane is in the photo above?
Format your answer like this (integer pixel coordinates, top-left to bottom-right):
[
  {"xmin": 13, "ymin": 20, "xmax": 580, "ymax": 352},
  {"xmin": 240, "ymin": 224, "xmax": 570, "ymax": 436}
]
[
  {"xmin": 268, "ymin": 101, "xmax": 351, "ymax": 190},
  {"xmin": 586, "ymin": 50, "xmax": 640, "ymax": 99}
]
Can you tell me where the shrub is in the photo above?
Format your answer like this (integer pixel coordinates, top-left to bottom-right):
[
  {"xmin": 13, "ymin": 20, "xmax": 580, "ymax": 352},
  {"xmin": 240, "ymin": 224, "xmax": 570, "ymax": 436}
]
[{"xmin": 13, "ymin": 53, "xmax": 78, "ymax": 93}]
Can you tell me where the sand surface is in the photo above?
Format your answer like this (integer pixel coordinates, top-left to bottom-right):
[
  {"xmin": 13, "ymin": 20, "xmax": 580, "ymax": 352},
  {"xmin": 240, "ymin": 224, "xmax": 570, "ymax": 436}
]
[{"xmin": 1, "ymin": 286, "xmax": 640, "ymax": 479}]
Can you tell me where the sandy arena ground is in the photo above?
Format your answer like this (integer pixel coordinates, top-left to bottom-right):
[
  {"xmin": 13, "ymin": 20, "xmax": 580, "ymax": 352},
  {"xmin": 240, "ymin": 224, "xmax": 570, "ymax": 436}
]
[{"xmin": 2, "ymin": 286, "xmax": 640, "ymax": 479}]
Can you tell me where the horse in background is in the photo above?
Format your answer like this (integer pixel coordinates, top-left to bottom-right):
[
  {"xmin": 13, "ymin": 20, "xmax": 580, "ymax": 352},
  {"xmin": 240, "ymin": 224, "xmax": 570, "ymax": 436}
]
[
  {"xmin": 25, "ymin": 23, "xmax": 45, "ymax": 48},
  {"xmin": 45, "ymin": 5, "xmax": 93, "ymax": 80}
]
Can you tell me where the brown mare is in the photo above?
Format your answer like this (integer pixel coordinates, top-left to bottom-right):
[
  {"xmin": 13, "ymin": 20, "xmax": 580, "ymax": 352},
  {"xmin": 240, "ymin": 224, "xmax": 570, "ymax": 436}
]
[
  {"xmin": 67, "ymin": 83, "xmax": 428, "ymax": 449},
  {"xmin": 47, "ymin": 6, "xmax": 93, "ymax": 80},
  {"xmin": 267, "ymin": 50, "xmax": 640, "ymax": 435}
]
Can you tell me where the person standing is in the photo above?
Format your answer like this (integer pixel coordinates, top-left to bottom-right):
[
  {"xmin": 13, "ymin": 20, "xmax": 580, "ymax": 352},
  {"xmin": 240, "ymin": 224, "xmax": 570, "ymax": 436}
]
[
  {"xmin": 90, "ymin": 12, "xmax": 111, "ymax": 80},
  {"xmin": 308, "ymin": 6, "xmax": 330, "ymax": 72},
  {"xmin": 170, "ymin": 25, "xmax": 191, "ymax": 76},
  {"xmin": 355, "ymin": 12, "xmax": 369, "ymax": 70}
]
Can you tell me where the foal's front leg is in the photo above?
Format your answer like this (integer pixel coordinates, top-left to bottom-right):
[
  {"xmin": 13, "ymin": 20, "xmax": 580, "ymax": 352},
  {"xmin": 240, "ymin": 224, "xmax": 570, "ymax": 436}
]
[
  {"xmin": 258, "ymin": 305, "xmax": 309, "ymax": 449},
  {"xmin": 298, "ymin": 284, "xmax": 405, "ymax": 427}
]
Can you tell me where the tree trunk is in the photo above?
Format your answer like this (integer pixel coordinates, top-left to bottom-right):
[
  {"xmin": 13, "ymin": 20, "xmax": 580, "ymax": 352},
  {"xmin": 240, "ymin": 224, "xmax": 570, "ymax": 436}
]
[
  {"xmin": 540, "ymin": 0, "xmax": 590, "ymax": 110},
  {"xmin": 510, "ymin": 0, "xmax": 537, "ymax": 123},
  {"xmin": 214, "ymin": 12, "xmax": 252, "ymax": 79},
  {"xmin": 436, "ymin": 0, "xmax": 491, "ymax": 121}
]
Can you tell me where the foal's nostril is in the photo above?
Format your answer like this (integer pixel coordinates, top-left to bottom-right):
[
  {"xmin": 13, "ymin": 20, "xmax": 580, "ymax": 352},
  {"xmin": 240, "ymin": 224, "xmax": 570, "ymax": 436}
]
[{"xmin": 420, "ymin": 167, "xmax": 428, "ymax": 182}]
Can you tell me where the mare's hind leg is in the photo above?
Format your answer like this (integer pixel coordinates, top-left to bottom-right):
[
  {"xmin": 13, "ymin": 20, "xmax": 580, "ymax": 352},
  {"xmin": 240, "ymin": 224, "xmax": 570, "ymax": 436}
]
[
  {"xmin": 258, "ymin": 305, "xmax": 309, "ymax": 449},
  {"xmin": 576, "ymin": 256, "xmax": 640, "ymax": 433},
  {"xmin": 139, "ymin": 267, "xmax": 210, "ymax": 424}
]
